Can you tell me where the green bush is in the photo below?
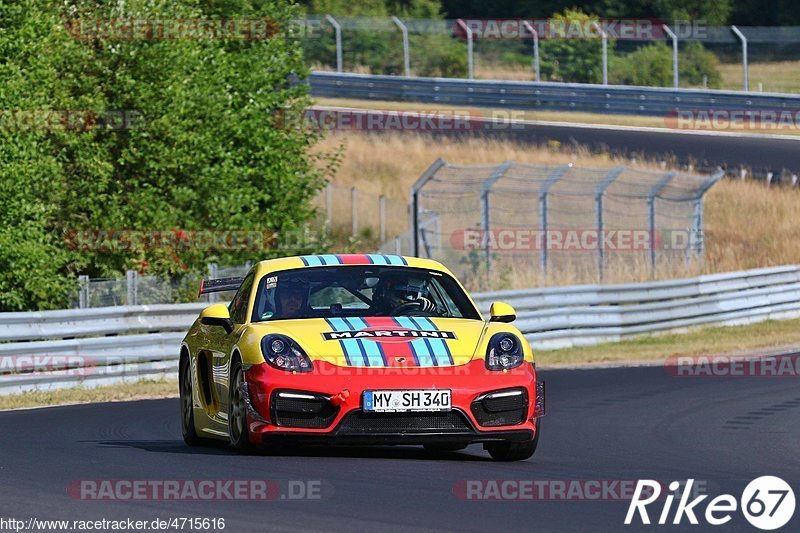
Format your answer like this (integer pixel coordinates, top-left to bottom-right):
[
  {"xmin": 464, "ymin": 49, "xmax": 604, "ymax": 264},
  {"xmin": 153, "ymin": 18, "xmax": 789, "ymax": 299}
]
[{"xmin": 610, "ymin": 41, "xmax": 721, "ymax": 88}]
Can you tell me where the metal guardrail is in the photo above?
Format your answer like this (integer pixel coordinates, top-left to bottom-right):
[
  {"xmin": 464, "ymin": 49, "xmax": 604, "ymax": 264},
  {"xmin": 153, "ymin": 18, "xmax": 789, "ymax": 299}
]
[
  {"xmin": 309, "ymin": 71, "xmax": 800, "ymax": 116},
  {"xmin": 2, "ymin": 265, "xmax": 799, "ymax": 394}
]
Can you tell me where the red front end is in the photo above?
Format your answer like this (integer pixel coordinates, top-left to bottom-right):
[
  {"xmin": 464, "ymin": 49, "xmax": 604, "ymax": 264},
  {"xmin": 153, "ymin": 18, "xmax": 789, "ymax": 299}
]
[{"xmin": 243, "ymin": 359, "xmax": 544, "ymax": 446}]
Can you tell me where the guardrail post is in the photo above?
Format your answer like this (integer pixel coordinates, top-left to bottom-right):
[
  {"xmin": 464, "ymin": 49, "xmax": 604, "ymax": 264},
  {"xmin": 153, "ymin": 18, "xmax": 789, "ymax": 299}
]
[
  {"xmin": 78, "ymin": 275, "xmax": 90, "ymax": 309},
  {"xmin": 126, "ymin": 270, "xmax": 138, "ymax": 306},
  {"xmin": 480, "ymin": 161, "xmax": 513, "ymax": 270},
  {"xmin": 595, "ymin": 166, "xmax": 625, "ymax": 281},
  {"xmin": 731, "ymin": 26, "xmax": 748, "ymax": 92},
  {"xmin": 456, "ymin": 19, "xmax": 474, "ymax": 79},
  {"xmin": 379, "ymin": 194, "xmax": 386, "ymax": 241},
  {"xmin": 538, "ymin": 164, "xmax": 573, "ymax": 276},
  {"xmin": 325, "ymin": 15, "xmax": 343, "ymax": 73},
  {"xmin": 351, "ymin": 187, "xmax": 358, "ymax": 236},
  {"xmin": 391, "ymin": 16, "xmax": 410, "ymax": 77},
  {"xmin": 410, "ymin": 158, "xmax": 446, "ymax": 257},
  {"xmin": 648, "ymin": 172, "xmax": 678, "ymax": 276},
  {"xmin": 592, "ymin": 22, "xmax": 608, "ymax": 85},
  {"xmin": 522, "ymin": 21, "xmax": 540, "ymax": 82},
  {"xmin": 662, "ymin": 24, "xmax": 679, "ymax": 88}
]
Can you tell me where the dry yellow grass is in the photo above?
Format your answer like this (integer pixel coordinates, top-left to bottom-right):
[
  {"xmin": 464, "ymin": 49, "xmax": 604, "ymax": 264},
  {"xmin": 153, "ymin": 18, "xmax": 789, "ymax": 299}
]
[
  {"xmin": 0, "ymin": 380, "xmax": 177, "ymax": 410},
  {"xmin": 313, "ymin": 131, "xmax": 800, "ymax": 286},
  {"xmin": 718, "ymin": 60, "xmax": 800, "ymax": 94}
]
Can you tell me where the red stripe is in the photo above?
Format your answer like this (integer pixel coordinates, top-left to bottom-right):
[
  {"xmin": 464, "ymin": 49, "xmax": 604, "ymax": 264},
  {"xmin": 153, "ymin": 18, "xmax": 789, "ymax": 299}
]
[
  {"xmin": 337, "ymin": 254, "xmax": 371, "ymax": 265},
  {"xmin": 362, "ymin": 317, "xmax": 417, "ymax": 367}
]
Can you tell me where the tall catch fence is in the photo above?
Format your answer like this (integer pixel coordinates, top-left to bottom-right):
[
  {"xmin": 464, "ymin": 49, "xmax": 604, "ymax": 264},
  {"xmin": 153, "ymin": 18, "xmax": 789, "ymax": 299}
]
[{"xmin": 410, "ymin": 159, "xmax": 723, "ymax": 283}]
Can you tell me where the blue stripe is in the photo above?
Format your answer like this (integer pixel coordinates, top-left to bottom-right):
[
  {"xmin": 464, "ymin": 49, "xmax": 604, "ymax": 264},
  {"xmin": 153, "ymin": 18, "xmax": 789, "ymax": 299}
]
[
  {"xmin": 359, "ymin": 338, "xmax": 384, "ymax": 367},
  {"xmin": 302, "ymin": 255, "xmax": 322, "ymax": 266},
  {"xmin": 385, "ymin": 255, "xmax": 406, "ymax": 266},
  {"xmin": 342, "ymin": 338, "xmax": 367, "ymax": 366},
  {"xmin": 368, "ymin": 254, "xmax": 388, "ymax": 265},
  {"xmin": 325, "ymin": 319, "xmax": 351, "ymax": 366},
  {"xmin": 328, "ymin": 317, "xmax": 352, "ymax": 331},
  {"xmin": 411, "ymin": 338, "xmax": 435, "ymax": 367},
  {"xmin": 319, "ymin": 254, "xmax": 341, "ymax": 265},
  {"xmin": 345, "ymin": 317, "xmax": 367, "ymax": 330}
]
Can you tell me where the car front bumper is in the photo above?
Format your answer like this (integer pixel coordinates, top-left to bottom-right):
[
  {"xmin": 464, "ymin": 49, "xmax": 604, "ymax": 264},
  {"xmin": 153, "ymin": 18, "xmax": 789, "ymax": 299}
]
[{"xmin": 243, "ymin": 359, "xmax": 544, "ymax": 446}]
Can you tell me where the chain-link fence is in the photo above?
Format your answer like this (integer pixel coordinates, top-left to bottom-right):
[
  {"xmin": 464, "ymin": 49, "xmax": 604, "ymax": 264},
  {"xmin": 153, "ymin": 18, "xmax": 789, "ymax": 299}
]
[
  {"xmin": 301, "ymin": 16, "xmax": 800, "ymax": 93},
  {"xmin": 312, "ymin": 182, "xmax": 408, "ymax": 243},
  {"xmin": 73, "ymin": 263, "xmax": 253, "ymax": 308},
  {"xmin": 410, "ymin": 159, "xmax": 723, "ymax": 286}
]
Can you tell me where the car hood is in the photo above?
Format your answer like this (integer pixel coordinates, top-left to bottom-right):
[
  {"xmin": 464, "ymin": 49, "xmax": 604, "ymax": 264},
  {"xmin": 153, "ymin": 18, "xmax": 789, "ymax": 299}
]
[{"xmin": 252, "ymin": 317, "xmax": 488, "ymax": 367}]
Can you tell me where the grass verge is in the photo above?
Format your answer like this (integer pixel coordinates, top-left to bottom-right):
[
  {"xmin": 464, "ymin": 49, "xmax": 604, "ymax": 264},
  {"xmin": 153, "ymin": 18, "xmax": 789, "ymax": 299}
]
[
  {"xmin": 538, "ymin": 317, "xmax": 800, "ymax": 366},
  {"xmin": 0, "ymin": 379, "xmax": 177, "ymax": 411}
]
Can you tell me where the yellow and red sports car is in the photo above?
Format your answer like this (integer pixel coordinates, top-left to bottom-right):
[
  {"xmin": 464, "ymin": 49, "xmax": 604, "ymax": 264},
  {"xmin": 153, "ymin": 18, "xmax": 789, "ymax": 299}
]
[{"xmin": 180, "ymin": 254, "xmax": 545, "ymax": 461}]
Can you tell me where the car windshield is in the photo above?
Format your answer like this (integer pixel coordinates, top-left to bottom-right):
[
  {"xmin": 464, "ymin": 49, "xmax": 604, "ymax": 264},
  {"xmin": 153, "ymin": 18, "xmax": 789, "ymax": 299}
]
[{"xmin": 251, "ymin": 266, "xmax": 481, "ymax": 322}]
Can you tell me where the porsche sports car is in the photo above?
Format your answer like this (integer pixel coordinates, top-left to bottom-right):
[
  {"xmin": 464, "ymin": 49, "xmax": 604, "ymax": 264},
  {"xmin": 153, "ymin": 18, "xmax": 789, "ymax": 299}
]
[{"xmin": 180, "ymin": 254, "xmax": 545, "ymax": 461}]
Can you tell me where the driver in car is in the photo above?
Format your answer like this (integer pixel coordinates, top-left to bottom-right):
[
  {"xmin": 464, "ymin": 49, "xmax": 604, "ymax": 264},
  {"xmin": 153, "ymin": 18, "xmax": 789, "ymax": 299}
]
[
  {"xmin": 373, "ymin": 276, "xmax": 437, "ymax": 315},
  {"xmin": 276, "ymin": 283, "xmax": 307, "ymax": 319}
]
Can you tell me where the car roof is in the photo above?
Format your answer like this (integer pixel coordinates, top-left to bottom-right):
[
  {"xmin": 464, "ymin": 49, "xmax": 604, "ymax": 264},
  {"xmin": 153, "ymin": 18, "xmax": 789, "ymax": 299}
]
[{"xmin": 253, "ymin": 254, "xmax": 454, "ymax": 278}]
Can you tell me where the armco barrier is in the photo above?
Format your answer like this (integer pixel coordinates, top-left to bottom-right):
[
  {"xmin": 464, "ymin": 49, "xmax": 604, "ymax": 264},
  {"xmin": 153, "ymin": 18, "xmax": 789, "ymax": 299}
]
[
  {"xmin": 2, "ymin": 265, "xmax": 800, "ymax": 394},
  {"xmin": 309, "ymin": 71, "xmax": 800, "ymax": 116}
]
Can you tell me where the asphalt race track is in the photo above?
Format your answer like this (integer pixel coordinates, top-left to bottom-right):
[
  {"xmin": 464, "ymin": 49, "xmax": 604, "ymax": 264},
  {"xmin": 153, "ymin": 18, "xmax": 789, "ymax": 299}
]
[
  {"xmin": 1, "ymin": 365, "xmax": 798, "ymax": 532},
  {"xmin": 316, "ymin": 106, "xmax": 800, "ymax": 179}
]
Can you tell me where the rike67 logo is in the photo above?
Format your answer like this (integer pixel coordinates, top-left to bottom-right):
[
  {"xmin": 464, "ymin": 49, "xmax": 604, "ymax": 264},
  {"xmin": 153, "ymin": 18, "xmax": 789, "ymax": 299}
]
[{"xmin": 626, "ymin": 477, "xmax": 795, "ymax": 530}]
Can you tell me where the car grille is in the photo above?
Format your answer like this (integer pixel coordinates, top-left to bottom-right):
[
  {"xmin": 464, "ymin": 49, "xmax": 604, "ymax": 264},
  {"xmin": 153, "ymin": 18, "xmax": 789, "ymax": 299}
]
[
  {"xmin": 470, "ymin": 388, "xmax": 528, "ymax": 427},
  {"xmin": 271, "ymin": 390, "xmax": 339, "ymax": 429},
  {"xmin": 336, "ymin": 410, "xmax": 473, "ymax": 435}
]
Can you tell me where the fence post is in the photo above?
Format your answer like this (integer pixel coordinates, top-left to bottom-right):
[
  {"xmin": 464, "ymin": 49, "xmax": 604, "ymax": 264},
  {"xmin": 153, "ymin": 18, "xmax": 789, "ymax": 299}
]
[
  {"xmin": 480, "ymin": 161, "xmax": 514, "ymax": 270},
  {"xmin": 456, "ymin": 19, "xmax": 474, "ymax": 79},
  {"xmin": 207, "ymin": 263, "xmax": 219, "ymax": 303},
  {"xmin": 595, "ymin": 166, "xmax": 625, "ymax": 280},
  {"xmin": 662, "ymin": 24, "xmax": 679, "ymax": 88},
  {"xmin": 731, "ymin": 26, "xmax": 748, "ymax": 92},
  {"xmin": 78, "ymin": 275, "xmax": 90, "ymax": 309},
  {"xmin": 350, "ymin": 187, "xmax": 358, "ymax": 236},
  {"xmin": 538, "ymin": 164, "xmax": 573, "ymax": 276},
  {"xmin": 648, "ymin": 172, "xmax": 678, "ymax": 276},
  {"xmin": 689, "ymin": 169, "xmax": 724, "ymax": 263},
  {"xmin": 410, "ymin": 158, "xmax": 447, "ymax": 257},
  {"xmin": 592, "ymin": 22, "xmax": 608, "ymax": 85},
  {"xmin": 126, "ymin": 270, "xmax": 138, "ymax": 306},
  {"xmin": 391, "ymin": 16, "xmax": 411, "ymax": 77},
  {"xmin": 325, "ymin": 15, "xmax": 343, "ymax": 73},
  {"xmin": 522, "ymin": 21, "xmax": 540, "ymax": 82},
  {"xmin": 325, "ymin": 183, "xmax": 332, "ymax": 227},
  {"xmin": 379, "ymin": 194, "xmax": 386, "ymax": 241}
]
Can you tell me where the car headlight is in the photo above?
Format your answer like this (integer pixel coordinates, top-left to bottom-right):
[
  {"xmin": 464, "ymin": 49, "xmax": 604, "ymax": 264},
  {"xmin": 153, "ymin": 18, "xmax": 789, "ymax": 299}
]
[
  {"xmin": 485, "ymin": 333, "xmax": 524, "ymax": 371},
  {"xmin": 261, "ymin": 334, "xmax": 313, "ymax": 373}
]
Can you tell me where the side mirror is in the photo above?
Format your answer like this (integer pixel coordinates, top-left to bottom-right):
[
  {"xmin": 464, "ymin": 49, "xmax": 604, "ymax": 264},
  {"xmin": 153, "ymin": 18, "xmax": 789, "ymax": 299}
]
[
  {"xmin": 489, "ymin": 302, "xmax": 516, "ymax": 323},
  {"xmin": 200, "ymin": 303, "xmax": 234, "ymax": 334}
]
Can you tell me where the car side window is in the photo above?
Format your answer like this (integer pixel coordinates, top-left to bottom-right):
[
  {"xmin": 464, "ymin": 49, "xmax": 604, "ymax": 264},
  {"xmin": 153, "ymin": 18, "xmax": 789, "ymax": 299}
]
[{"xmin": 228, "ymin": 273, "xmax": 255, "ymax": 324}]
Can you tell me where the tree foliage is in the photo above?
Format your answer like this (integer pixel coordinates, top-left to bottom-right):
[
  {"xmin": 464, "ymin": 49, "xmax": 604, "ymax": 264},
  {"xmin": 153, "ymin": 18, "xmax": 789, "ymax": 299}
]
[{"xmin": 0, "ymin": 0, "xmax": 326, "ymax": 310}]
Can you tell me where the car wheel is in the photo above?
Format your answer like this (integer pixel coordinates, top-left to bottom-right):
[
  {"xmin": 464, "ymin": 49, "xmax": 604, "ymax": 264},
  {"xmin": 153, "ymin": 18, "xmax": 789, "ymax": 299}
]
[
  {"xmin": 423, "ymin": 443, "xmax": 468, "ymax": 453},
  {"xmin": 485, "ymin": 421, "xmax": 541, "ymax": 462},
  {"xmin": 180, "ymin": 354, "xmax": 201, "ymax": 446},
  {"xmin": 229, "ymin": 358, "xmax": 257, "ymax": 454}
]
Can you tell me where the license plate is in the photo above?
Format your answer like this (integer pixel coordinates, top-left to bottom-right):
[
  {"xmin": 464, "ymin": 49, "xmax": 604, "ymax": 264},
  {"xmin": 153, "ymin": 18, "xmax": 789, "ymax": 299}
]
[{"xmin": 363, "ymin": 389, "xmax": 452, "ymax": 413}]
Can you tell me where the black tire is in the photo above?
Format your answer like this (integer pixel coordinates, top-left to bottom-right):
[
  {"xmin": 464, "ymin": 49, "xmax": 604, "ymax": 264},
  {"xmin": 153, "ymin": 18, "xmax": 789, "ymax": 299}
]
[
  {"xmin": 485, "ymin": 421, "xmax": 541, "ymax": 462},
  {"xmin": 423, "ymin": 443, "xmax": 468, "ymax": 453},
  {"xmin": 229, "ymin": 357, "xmax": 258, "ymax": 454},
  {"xmin": 180, "ymin": 354, "xmax": 202, "ymax": 446}
]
